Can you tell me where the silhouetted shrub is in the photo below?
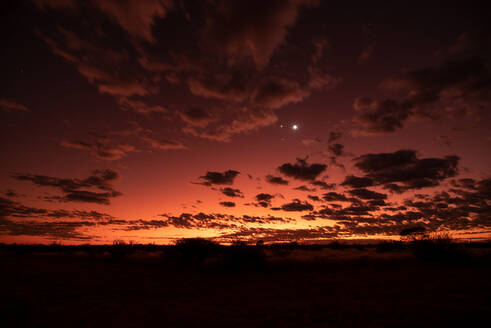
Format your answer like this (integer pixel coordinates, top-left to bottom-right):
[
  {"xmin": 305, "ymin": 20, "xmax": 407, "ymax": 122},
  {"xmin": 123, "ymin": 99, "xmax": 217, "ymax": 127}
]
[
  {"xmin": 172, "ymin": 238, "xmax": 222, "ymax": 267},
  {"xmin": 221, "ymin": 243, "xmax": 267, "ymax": 271},
  {"xmin": 408, "ymin": 232, "xmax": 469, "ymax": 264},
  {"xmin": 110, "ymin": 240, "xmax": 133, "ymax": 260},
  {"xmin": 400, "ymin": 226, "xmax": 428, "ymax": 242}
]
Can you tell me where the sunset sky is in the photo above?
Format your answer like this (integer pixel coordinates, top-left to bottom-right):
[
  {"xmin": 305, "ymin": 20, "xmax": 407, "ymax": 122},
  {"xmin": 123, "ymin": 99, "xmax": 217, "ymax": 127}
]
[{"xmin": 1, "ymin": 0, "xmax": 490, "ymax": 244}]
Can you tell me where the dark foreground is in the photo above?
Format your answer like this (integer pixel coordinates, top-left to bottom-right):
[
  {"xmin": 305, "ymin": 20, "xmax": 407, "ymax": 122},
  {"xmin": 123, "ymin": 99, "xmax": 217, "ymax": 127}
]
[{"xmin": 1, "ymin": 242, "xmax": 490, "ymax": 327}]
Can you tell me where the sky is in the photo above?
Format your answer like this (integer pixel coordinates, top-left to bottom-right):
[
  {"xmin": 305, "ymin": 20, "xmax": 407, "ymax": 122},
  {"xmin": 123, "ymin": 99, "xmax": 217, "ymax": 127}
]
[{"xmin": 0, "ymin": 0, "xmax": 490, "ymax": 244}]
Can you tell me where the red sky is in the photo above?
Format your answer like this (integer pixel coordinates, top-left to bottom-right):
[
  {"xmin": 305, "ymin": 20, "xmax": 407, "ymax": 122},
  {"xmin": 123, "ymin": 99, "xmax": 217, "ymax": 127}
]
[{"xmin": 1, "ymin": 0, "xmax": 490, "ymax": 244}]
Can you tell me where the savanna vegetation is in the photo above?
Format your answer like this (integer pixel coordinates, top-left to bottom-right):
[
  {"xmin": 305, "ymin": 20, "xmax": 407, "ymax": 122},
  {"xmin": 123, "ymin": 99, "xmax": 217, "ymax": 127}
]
[{"xmin": 1, "ymin": 236, "xmax": 490, "ymax": 327}]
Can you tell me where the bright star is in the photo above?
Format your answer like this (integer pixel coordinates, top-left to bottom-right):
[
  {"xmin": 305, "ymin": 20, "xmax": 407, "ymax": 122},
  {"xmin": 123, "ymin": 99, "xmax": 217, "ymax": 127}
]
[{"xmin": 292, "ymin": 124, "xmax": 298, "ymax": 130}]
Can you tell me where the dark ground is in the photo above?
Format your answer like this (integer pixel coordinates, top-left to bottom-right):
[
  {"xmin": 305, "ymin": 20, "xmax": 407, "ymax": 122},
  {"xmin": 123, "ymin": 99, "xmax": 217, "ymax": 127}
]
[{"xmin": 1, "ymin": 242, "xmax": 490, "ymax": 327}]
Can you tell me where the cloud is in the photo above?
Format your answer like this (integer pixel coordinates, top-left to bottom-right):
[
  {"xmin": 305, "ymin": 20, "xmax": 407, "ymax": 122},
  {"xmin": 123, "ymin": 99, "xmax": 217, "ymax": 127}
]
[
  {"xmin": 278, "ymin": 158, "xmax": 327, "ymax": 181},
  {"xmin": 347, "ymin": 188, "xmax": 387, "ymax": 200},
  {"xmin": 219, "ymin": 201, "xmax": 236, "ymax": 207},
  {"xmin": 328, "ymin": 143, "xmax": 344, "ymax": 156},
  {"xmin": 354, "ymin": 150, "xmax": 459, "ymax": 192},
  {"xmin": 183, "ymin": 107, "xmax": 278, "ymax": 142},
  {"xmin": 322, "ymin": 192, "xmax": 350, "ymax": 202},
  {"xmin": 218, "ymin": 226, "xmax": 339, "ymax": 243},
  {"xmin": 254, "ymin": 193, "xmax": 275, "ymax": 207},
  {"xmin": 179, "ymin": 107, "xmax": 215, "ymax": 127},
  {"xmin": 294, "ymin": 185, "xmax": 316, "ymax": 192},
  {"xmin": 220, "ymin": 187, "xmax": 244, "ymax": 198},
  {"xmin": 187, "ymin": 71, "xmax": 250, "ymax": 102},
  {"xmin": 265, "ymin": 175, "xmax": 289, "ymax": 185},
  {"xmin": 252, "ymin": 77, "xmax": 309, "ymax": 109},
  {"xmin": 141, "ymin": 136, "xmax": 187, "ymax": 150},
  {"xmin": 308, "ymin": 195, "xmax": 321, "ymax": 202},
  {"xmin": 158, "ymin": 212, "xmax": 293, "ymax": 230},
  {"xmin": 196, "ymin": 170, "xmax": 240, "ymax": 186},
  {"xmin": 352, "ymin": 97, "xmax": 412, "ymax": 135},
  {"xmin": 202, "ymin": 0, "xmax": 319, "ymax": 69},
  {"xmin": 32, "ymin": 0, "xmax": 77, "ymax": 10},
  {"xmin": 118, "ymin": 98, "xmax": 167, "ymax": 114},
  {"xmin": 11, "ymin": 169, "xmax": 122, "ymax": 205},
  {"xmin": 61, "ymin": 135, "xmax": 138, "ymax": 160},
  {"xmin": 434, "ymin": 135, "xmax": 452, "ymax": 147},
  {"xmin": 0, "ymin": 99, "xmax": 30, "ymax": 112},
  {"xmin": 353, "ymin": 43, "xmax": 491, "ymax": 135},
  {"xmin": 310, "ymin": 180, "xmax": 335, "ymax": 190},
  {"xmin": 357, "ymin": 23, "xmax": 376, "ymax": 64},
  {"xmin": 38, "ymin": 26, "xmax": 161, "ymax": 114},
  {"xmin": 33, "ymin": 0, "xmax": 175, "ymax": 43},
  {"xmin": 341, "ymin": 175, "xmax": 374, "ymax": 188},
  {"xmin": 280, "ymin": 199, "xmax": 314, "ymax": 211},
  {"xmin": 89, "ymin": 0, "xmax": 175, "ymax": 43},
  {"xmin": 302, "ymin": 137, "xmax": 322, "ymax": 146}
]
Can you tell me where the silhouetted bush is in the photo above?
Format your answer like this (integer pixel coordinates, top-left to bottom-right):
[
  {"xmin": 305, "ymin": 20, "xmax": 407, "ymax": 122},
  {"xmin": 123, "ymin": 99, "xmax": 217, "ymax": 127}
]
[
  {"xmin": 171, "ymin": 238, "xmax": 222, "ymax": 267},
  {"xmin": 408, "ymin": 232, "xmax": 469, "ymax": 264},
  {"xmin": 110, "ymin": 240, "xmax": 133, "ymax": 260},
  {"xmin": 221, "ymin": 243, "xmax": 267, "ymax": 271}
]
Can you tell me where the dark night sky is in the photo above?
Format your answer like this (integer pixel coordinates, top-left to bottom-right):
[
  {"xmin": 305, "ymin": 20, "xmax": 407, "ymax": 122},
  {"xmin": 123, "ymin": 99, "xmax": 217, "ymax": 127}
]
[{"xmin": 0, "ymin": 0, "xmax": 490, "ymax": 244}]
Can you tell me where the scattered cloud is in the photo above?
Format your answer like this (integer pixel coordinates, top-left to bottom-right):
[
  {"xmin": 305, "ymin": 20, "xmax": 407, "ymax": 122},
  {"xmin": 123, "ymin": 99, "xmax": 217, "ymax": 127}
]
[
  {"xmin": 280, "ymin": 199, "xmax": 314, "ymax": 211},
  {"xmin": 354, "ymin": 149, "xmax": 459, "ymax": 192},
  {"xmin": 11, "ymin": 169, "xmax": 122, "ymax": 205},
  {"xmin": 278, "ymin": 158, "xmax": 327, "ymax": 181},
  {"xmin": 220, "ymin": 187, "xmax": 244, "ymax": 198},
  {"xmin": 265, "ymin": 175, "xmax": 289, "ymax": 185},
  {"xmin": 141, "ymin": 136, "xmax": 187, "ymax": 150},
  {"xmin": 196, "ymin": 170, "xmax": 240, "ymax": 186},
  {"xmin": 219, "ymin": 201, "xmax": 236, "ymax": 207},
  {"xmin": 0, "ymin": 99, "xmax": 30, "ymax": 112},
  {"xmin": 61, "ymin": 135, "xmax": 138, "ymax": 160}
]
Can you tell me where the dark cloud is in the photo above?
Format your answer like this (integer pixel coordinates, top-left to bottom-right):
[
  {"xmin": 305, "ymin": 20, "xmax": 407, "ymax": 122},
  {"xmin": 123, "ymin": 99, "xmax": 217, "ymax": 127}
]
[
  {"xmin": 188, "ymin": 71, "xmax": 250, "ymax": 102},
  {"xmin": 219, "ymin": 201, "xmax": 236, "ymax": 207},
  {"xmin": 218, "ymin": 226, "xmax": 339, "ymax": 243},
  {"xmin": 358, "ymin": 23, "xmax": 376, "ymax": 64},
  {"xmin": 141, "ymin": 136, "xmax": 187, "ymax": 150},
  {"xmin": 182, "ymin": 106, "xmax": 278, "ymax": 142},
  {"xmin": 294, "ymin": 185, "xmax": 316, "ymax": 192},
  {"xmin": 354, "ymin": 149, "xmax": 459, "ymax": 192},
  {"xmin": 0, "ymin": 99, "xmax": 30, "ymax": 112},
  {"xmin": 11, "ymin": 169, "xmax": 122, "ymax": 205},
  {"xmin": 308, "ymin": 195, "xmax": 321, "ymax": 202},
  {"xmin": 197, "ymin": 170, "xmax": 240, "ymax": 186},
  {"xmin": 328, "ymin": 143, "xmax": 344, "ymax": 156},
  {"xmin": 34, "ymin": 0, "xmax": 175, "ymax": 43},
  {"xmin": 328, "ymin": 131, "xmax": 342, "ymax": 144},
  {"xmin": 252, "ymin": 77, "xmax": 309, "ymax": 109},
  {"xmin": 220, "ymin": 187, "xmax": 244, "ymax": 198},
  {"xmin": 278, "ymin": 158, "xmax": 327, "ymax": 181},
  {"xmin": 353, "ymin": 97, "xmax": 412, "ymax": 135},
  {"xmin": 179, "ymin": 107, "xmax": 215, "ymax": 127},
  {"xmin": 310, "ymin": 180, "xmax": 335, "ymax": 190},
  {"xmin": 61, "ymin": 135, "xmax": 138, "ymax": 160},
  {"xmin": 5, "ymin": 190, "xmax": 20, "ymax": 198},
  {"xmin": 347, "ymin": 188, "xmax": 387, "ymax": 200},
  {"xmin": 254, "ymin": 193, "xmax": 275, "ymax": 208},
  {"xmin": 322, "ymin": 192, "xmax": 350, "ymax": 202},
  {"xmin": 280, "ymin": 199, "xmax": 314, "ymax": 212},
  {"xmin": 265, "ymin": 175, "xmax": 289, "ymax": 185},
  {"xmin": 256, "ymin": 193, "xmax": 274, "ymax": 202},
  {"xmin": 341, "ymin": 175, "xmax": 374, "ymax": 188},
  {"xmin": 202, "ymin": 0, "xmax": 319, "ymax": 69},
  {"xmin": 354, "ymin": 40, "xmax": 491, "ymax": 134}
]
